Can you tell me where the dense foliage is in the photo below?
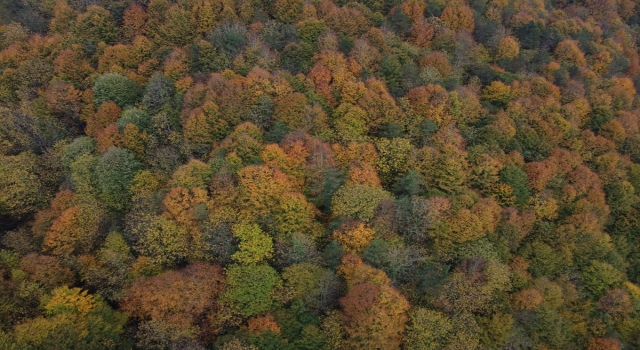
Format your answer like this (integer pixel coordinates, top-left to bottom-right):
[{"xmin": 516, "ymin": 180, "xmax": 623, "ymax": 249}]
[{"xmin": 2, "ymin": 0, "xmax": 640, "ymax": 348}]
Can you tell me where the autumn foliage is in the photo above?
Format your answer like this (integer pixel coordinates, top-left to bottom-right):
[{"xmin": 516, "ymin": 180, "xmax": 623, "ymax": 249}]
[{"xmin": 2, "ymin": 0, "xmax": 640, "ymax": 348}]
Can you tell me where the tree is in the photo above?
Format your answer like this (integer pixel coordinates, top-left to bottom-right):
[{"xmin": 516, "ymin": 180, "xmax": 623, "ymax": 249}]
[
  {"xmin": 122, "ymin": 4, "xmax": 148, "ymax": 40},
  {"xmin": 95, "ymin": 147, "xmax": 142, "ymax": 211},
  {"xmin": 346, "ymin": 162, "xmax": 382, "ymax": 188},
  {"xmin": 163, "ymin": 48, "xmax": 191, "ymax": 81},
  {"xmin": 120, "ymin": 124, "xmax": 148, "ymax": 160},
  {"xmin": 236, "ymin": 165, "xmax": 292, "ymax": 217},
  {"xmin": 117, "ymin": 108, "xmax": 151, "ymax": 131},
  {"xmin": 499, "ymin": 165, "xmax": 531, "ymax": 205},
  {"xmin": 332, "ymin": 219, "xmax": 375, "ymax": 253},
  {"xmin": 53, "ymin": 49, "xmax": 94, "ymax": 87},
  {"xmin": 171, "ymin": 159, "xmax": 213, "ymax": 189},
  {"xmin": 69, "ymin": 153, "xmax": 99, "ymax": 196},
  {"xmin": 410, "ymin": 18, "xmax": 435, "ymax": 48},
  {"xmin": 0, "ymin": 152, "xmax": 46, "ymax": 218},
  {"xmin": 331, "ymin": 184, "xmax": 393, "ymax": 222},
  {"xmin": 554, "ymin": 40, "xmax": 586, "ymax": 66},
  {"xmin": 327, "ymin": 7, "xmax": 370, "ymax": 37},
  {"xmin": 131, "ymin": 214, "xmax": 192, "ymax": 267},
  {"xmin": 272, "ymin": 0, "xmax": 304, "ymax": 23},
  {"xmin": 231, "ymin": 223, "xmax": 274, "ymax": 265},
  {"xmin": 152, "ymin": 5, "xmax": 196, "ymax": 46},
  {"xmin": 511, "ymin": 288, "xmax": 543, "ymax": 311},
  {"xmin": 19, "ymin": 254, "xmax": 75, "ymax": 290},
  {"xmin": 49, "ymin": 0, "xmax": 78, "ymax": 34},
  {"xmin": 192, "ymin": 1, "xmax": 216, "ymax": 35},
  {"xmin": 375, "ymin": 138, "xmax": 413, "ymax": 185},
  {"xmin": 525, "ymin": 160, "xmax": 558, "ymax": 192},
  {"xmin": 273, "ymin": 92, "xmax": 308, "ymax": 130},
  {"xmin": 209, "ymin": 22, "xmax": 248, "ymax": 57},
  {"xmin": 43, "ymin": 201, "xmax": 105, "ymax": 256},
  {"xmin": 404, "ymin": 308, "xmax": 452, "ymax": 350},
  {"xmin": 436, "ymin": 269, "xmax": 492, "ymax": 316},
  {"xmin": 431, "ymin": 144, "xmax": 469, "ymax": 194},
  {"xmin": 13, "ymin": 287, "xmax": 128, "ymax": 349},
  {"xmin": 93, "ymin": 73, "xmax": 141, "ymax": 108},
  {"xmin": 273, "ymin": 192, "xmax": 322, "ymax": 240},
  {"xmin": 247, "ymin": 313, "xmax": 281, "ymax": 334},
  {"xmin": 587, "ymin": 338, "xmax": 621, "ymax": 350},
  {"xmin": 598, "ymin": 288, "xmax": 632, "ymax": 316},
  {"xmin": 581, "ymin": 260, "xmax": 625, "ymax": 297},
  {"xmin": 79, "ymin": 232, "xmax": 134, "ymax": 302},
  {"xmin": 334, "ymin": 104, "xmax": 369, "ymax": 142},
  {"xmin": 220, "ymin": 123, "xmax": 265, "ymax": 165},
  {"xmin": 470, "ymin": 153, "xmax": 502, "ymax": 192},
  {"xmin": 44, "ymin": 81, "xmax": 81, "ymax": 119},
  {"xmin": 608, "ymin": 77, "xmax": 636, "ymax": 111},
  {"xmin": 86, "ymin": 102, "xmax": 121, "ymax": 138},
  {"xmin": 481, "ymin": 81, "xmax": 513, "ymax": 106},
  {"xmin": 142, "ymin": 74, "xmax": 177, "ymax": 115},
  {"xmin": 419, "ymin": 52, "xmax": 452, "ymax": 78},
  {"xmin": 121, "ymin": 263, "xmax": 224, "ymax": 333},
  {"xmin": 495, "ymin": 36, "xmax": 520, "ymax": 60},
  {"xmin": 397, "ymin": 196, "xmax": 452, "ymax": 243},
  {"xmin": 133, "ymin": 318, "xmax": 202, "ymax": 350},
  {"xmin": 440, "ymin": 5, "xmax": 474, "ymax": 32},
  {"xmin": 184, "ymin": 102, "xmax": 228, "ymax": 150},
  {"xmin": 338, "ymin": 254, "xmax": 410, "ymax": 350},
  {"xmin": 432, "ymin": 208, "xmax": 484, "ymax": 250},
  {"xmin": 222, "ymin": 264, "xmax": 283, "ymax": 317},
  {"xmin": 94, "ymin": 124, "xmax": 123, "ymax": 153},
  {"xmin": 73, "ymin": 6, "xmax": 121, "ymax": 44},
  {"xmin": 281, "ymin": 263, "xmax": 341, "ymax": 311},
  {"xmin": 477, "ymin": 312, "xmax": 514, "ymax": 349}
]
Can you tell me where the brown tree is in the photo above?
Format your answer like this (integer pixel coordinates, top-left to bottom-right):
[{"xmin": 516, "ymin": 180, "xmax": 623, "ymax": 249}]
[{"xmin": 338, "ymin": 254, "xmax": 410, "ymax": 350}]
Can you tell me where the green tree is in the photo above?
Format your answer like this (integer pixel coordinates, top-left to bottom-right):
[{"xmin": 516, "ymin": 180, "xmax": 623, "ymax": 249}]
[
  {"xmin": 152, "ymin": 4, "xmax": 196, "ymax": 46},
  {"xmin": 431, "ymin": 145, "xmax": 468, "ymax": 194},
  {"xmin": 79, "ymin": 232, "xmax": 134, "ymax": 302},
  {"xmin": 142, "ymin": 74, "xmax": 177, "ymax": 115},
  {"xmin": 93, "ymin": 73, "xmax": 141, "ymax": 108},
  {"xmin": 62, "ymin": 137, "xmax": 97, "ymax": 169},
  {"xmin": 95, "ymin": 148, "xmax": 142, "ymax": 211},
  {"xmin": 209, "ymin": 22, "xmax": 248, "ymax": 57},
  {"xmin": 331, "ymin": 184, "xmax": 393, "ymax": 222},
  {"xmin": 404, "ymin": 308, "xmax": 452, "ymax": 350},
  {"xmin": 131, "ymin": 214, "xmax": 191, "ymax": 267},
  {"xmin": 334, "ymin": 104, "xmax": 369, "ymax": 142},
  {"xmin": 117, "ymin": 108, "xmax": 151, "ymax": 131},
  {"xmin": 73, "ymin": 6, "xmax": 121, "ymax": 44},
  {"xmin": 499, "ymin": 165, "xmax": 531, "ymax": 205},
  {"xmin": 0, "ymin": 152, "xmax": 45, "ymax": 218},
  {"xmin": 70, "ymin": 153, "xmax": 99, "ymax": 196},
  {"xmin": 231, "ymin": 223, "xmax": 274, "ymax": 265},
  {"xmin": 222, "ymin": 264, "xmax": 283, "ymax": 317},
  {"xmin": 282, "ymin": 263, "xmax": 341, "ymax": 311},
  {"xmin": 582, "ymin": 260, "xmax": 625, "ymax": 298},
  {"xmin": 375, "ymin": 137, "xmax": 412, "ymax": 185}
]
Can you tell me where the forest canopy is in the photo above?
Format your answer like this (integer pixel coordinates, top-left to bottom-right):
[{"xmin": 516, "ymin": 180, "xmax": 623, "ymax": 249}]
[{"xmin": 1, "ymin": 0, "xmax": 640, "ymax": 348}]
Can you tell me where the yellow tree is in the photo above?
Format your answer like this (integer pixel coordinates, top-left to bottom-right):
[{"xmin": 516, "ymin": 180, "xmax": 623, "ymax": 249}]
[
  {"xmin": 440, "ymin": 5, "xmax": 474, "ymax": 32},
  {"xmin": 495, "ymin": 36, "xmax": 520, "ymax": 60},
  {"xmin": 236, "ymin": 165, "xmax": 291, "ymax": 217},
  {"xmin": 333, "ymin": 219, "xmax": 375, "ymax": 253}
]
